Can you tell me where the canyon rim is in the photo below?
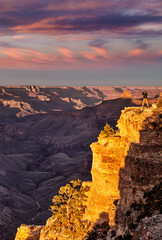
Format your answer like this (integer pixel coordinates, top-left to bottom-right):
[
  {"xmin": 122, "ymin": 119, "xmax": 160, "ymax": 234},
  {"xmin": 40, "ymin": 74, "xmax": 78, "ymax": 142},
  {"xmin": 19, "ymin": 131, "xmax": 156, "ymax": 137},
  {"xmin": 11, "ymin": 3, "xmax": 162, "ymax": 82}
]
[{"xmin": 0, "ymin": 86, "xmax": 161, "ymax": 239}]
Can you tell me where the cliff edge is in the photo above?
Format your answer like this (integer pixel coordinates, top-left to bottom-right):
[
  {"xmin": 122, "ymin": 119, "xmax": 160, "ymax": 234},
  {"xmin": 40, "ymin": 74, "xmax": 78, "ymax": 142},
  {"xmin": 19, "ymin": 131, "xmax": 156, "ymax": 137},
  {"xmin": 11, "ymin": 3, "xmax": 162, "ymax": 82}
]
[
  {"xmin": 83, "ymin": 105, "xmax": 162, "ymax": 239},
  {"xmin": 15, "ymin": 105, "xmax": 162, "ymax": 240}
]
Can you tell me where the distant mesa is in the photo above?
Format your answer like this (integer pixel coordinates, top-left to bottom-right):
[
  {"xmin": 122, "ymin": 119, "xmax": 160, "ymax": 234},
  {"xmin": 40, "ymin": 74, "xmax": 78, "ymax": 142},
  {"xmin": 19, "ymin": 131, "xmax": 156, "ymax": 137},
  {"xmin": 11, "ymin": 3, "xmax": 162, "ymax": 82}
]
[{"xmin": 120, "ymin": 90, "xmax": 134, "ymax": 99}]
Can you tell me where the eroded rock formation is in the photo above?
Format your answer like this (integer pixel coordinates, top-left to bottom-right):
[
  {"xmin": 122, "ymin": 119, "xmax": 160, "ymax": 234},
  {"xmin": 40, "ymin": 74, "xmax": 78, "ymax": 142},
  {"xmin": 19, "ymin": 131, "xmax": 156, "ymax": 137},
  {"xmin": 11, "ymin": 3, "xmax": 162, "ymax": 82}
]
[
  {"xmin": 114, "ymin": 108, "xmax": 162, "ymax": 238},
  {"xmin": 133, "ymin": 215, "xmax": 162, "ymax": 240},
  {"xmin": 0, "ymin": 86, "xmax": 161, "ymax": 122},
  {"xmin": 15, "ymin": 225, "xmax": 43, "ymax": 240},
  {"xmin": 82, "ymin": 134, "xmax": 130, "ymax": 226},
  {"xmin": 14, "ymin": 105, "xmax": 162, "ymax": 240},
  {"xmin": 83, "ymin": 106, "xmax": 161, "ymax": 226}
]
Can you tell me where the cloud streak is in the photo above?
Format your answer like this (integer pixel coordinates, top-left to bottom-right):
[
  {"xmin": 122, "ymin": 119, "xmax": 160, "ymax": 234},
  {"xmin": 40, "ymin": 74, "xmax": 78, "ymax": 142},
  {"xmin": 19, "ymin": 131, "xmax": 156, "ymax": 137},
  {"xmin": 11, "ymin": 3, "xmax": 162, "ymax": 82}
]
[
  {"xmin": 0, "ymin": 45, "xmax": 161, "ymax": 71},
  {"xmin": 7, "ymin": 14, "xmax": 162, "ymax": 36},
  {"xmin": 0, "ymin": 0, "xmax": 161, "ymax": 36},
  {"xmin": 0, "ymin": 0, "xmax": 161, "ymax": 78}
]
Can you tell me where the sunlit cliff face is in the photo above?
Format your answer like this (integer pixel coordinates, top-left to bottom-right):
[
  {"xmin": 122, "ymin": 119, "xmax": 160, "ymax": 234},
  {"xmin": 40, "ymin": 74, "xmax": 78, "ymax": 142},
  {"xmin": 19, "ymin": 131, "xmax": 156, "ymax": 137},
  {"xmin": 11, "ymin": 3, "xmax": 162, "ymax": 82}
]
[
  {"xmin": 83, "ymin": 105, "xmax": 162, "ymax": 226},
  {"xmin": 14, "ymin": 102, "xmax": 162, "ymax": 239},
  {"xmin": 83, "ymin": 131, "xmax": 130, "ymax": 226}
]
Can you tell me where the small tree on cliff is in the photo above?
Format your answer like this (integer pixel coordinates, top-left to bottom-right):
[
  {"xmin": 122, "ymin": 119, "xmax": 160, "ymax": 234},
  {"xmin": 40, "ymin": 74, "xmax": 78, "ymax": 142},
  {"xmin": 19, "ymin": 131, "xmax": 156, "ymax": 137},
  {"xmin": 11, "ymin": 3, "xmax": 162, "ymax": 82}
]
[
  {"xmin": 50, "ymin": 179, "xmax": 91, "ymax": 239},
  {"xmin": 99, "ymin": 123, "xmax": 114, "ymax": 138}
]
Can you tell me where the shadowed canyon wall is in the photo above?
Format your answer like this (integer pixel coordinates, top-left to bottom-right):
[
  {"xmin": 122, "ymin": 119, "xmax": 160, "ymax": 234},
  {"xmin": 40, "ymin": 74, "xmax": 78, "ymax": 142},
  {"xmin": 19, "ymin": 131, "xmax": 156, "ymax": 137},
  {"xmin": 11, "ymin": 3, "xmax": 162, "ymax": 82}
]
[
  {"xmin": 114, "ymin": 110, "xmax": 162, "ymax": 238},
  {"xmin": 15, "ymin": 105, "xmax": 162, "ymax": 239},
  {"xmin": 1, "ymin": 89, "xmax": 143, "ymax": 240}
]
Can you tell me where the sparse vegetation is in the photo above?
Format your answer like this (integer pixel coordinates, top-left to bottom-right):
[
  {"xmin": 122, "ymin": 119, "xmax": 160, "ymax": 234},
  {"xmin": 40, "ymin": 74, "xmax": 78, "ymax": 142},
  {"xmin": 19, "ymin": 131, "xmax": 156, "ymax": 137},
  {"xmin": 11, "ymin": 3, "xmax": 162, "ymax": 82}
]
[
  {"xmin": 49, "ymin": 179, "xmax": 91, "ymax": 239},
  {"xmin": 99, "ymin": 123, "xmax": 115, "ymax": 138}
]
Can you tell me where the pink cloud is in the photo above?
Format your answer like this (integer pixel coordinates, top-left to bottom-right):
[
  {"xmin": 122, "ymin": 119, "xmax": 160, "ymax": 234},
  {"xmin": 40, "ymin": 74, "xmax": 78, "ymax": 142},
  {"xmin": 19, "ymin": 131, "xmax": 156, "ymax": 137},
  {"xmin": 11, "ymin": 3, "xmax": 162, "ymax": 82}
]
[
  {"xmin": 0, "ymin": 0, "xmax": 161, "ymax": 41},
  {"xmin": 128, "ymin": 48, "xmax": 144, "ymax": 57},
  {"xmin": 157, "ymin": 50, "xmax": 162, "ymax": 55},
  {"xmin": 0, "ymin": 47, "xmax": 53, "ymax": 61},
  {"xmin": 12, "ymin": 35, "xmax": 26, "ymax": 40},
  {"xmin": 80, "ymin": 46, "xmax": 110, "ymax": 61},
  {"xmin": 11, "ymin": 18, "xmax": 54, "ymax": 33},
  {"xmin": 91, "ymin": 46, "xmax": 110, "ymax": 59},
  {"xmin": 80, "ymin": 51, "xmax": 98, "ymax": 61},
  {"xmin": 0, "ymin": 47, "xmax": 61, "ymax": 67},
  {"xmin": 58, "ymin": 48, "xmax": 74, "ymax": 58},
  {"xmin": 0, "ymin": 45, "xmax": 161, "ymax": 71},
  {"xmin": 0, "ymin": 48, "xmax": 33, "ymax": 60},
  {"xmin": 0, "ymin": 46, "xmax": 78, "ymax": 70}
]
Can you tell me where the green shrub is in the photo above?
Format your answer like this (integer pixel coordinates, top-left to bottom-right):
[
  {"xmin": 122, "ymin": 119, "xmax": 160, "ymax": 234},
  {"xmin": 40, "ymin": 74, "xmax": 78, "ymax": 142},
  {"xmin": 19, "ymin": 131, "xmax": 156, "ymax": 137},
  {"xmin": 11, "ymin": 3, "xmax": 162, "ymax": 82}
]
[
  {"xmin": 99, "ymin": 123, "xmax": 114, "ymax": 138},
  {"xmin": 50, "ymin": 179, "xmax": 91, "ymax": 239}
]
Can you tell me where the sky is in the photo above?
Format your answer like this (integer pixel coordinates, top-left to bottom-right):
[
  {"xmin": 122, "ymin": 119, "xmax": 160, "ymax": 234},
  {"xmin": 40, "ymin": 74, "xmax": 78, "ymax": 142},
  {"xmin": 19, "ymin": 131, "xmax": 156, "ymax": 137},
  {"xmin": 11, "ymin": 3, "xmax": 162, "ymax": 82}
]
[{"xmin": 0, "ymin": 0, "xmax": 162, "ymax": 86}]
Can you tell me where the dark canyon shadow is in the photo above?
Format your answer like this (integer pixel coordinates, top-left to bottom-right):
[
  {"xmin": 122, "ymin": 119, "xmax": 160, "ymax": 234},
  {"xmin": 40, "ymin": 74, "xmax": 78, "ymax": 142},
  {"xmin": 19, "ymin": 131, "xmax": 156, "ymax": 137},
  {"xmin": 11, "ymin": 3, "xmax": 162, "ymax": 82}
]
[
  {"xmin": 86, "ymin": 212, "xmax": 110, "ymax": 240},
  {"xmin": 113, "ymin": 115, "xmax": 162, "ymax": 239}
]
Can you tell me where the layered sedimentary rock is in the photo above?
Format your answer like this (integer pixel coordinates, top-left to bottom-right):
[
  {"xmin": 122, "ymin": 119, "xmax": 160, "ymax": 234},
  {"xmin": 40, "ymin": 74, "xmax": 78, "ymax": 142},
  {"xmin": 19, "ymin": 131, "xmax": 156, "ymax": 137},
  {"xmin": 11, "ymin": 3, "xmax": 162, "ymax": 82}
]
[
  {"xmin": 1, "ymin": 91, "xmax": 140, "ymax": 240},
  {"xmin": 15, "ymin": 105, "xmax": 162, "ymax": 240},
  {"xmin": 83, "ymin": 106, "xmax": 162, "ymax": 235},
  {"xmin": 114, "ymin": 108, "xmax": 162, "ymax": 238},
  {"xmin": 0, "ymin": 86, "xmax": 161, "ymax": 122},
  {"xmin": 82, "ymin": 134, "xmax": 130, "ymax": 225}
]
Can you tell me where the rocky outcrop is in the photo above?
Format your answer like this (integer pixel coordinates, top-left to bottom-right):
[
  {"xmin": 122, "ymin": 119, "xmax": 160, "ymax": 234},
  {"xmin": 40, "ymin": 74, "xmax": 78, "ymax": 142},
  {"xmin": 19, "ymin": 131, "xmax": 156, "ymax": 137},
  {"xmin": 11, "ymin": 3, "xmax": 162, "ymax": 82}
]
[
  {"xmin": 82, "ymin": 134, "xmax": 130, "ymax": 225},
  {"xmin": 83, "ymin": 106, "xmax": 162, "ymax": 238},
  {"xmin": 0, "ymin": 99, "xmax": 39, "ymax": 117},
  {"xmin": 114, "ymin": 108, "xmax": 162, "ymax": 238},
  {"xmin": 120, "ymin": 91, "xmax": 134, "ymax": 99},
  {"xmin": 0, "ymin": 87, "xmax": 161, "ymax": 121},
  {"xmin": 14, "ymin": 105, "xmax": 162, "ymax": 240},
  {"xmin": 133, "ymin": 215, "xmax": 162, "ymax": 240},
  {"xmin": 15, "ymin": 225, "xmax": 43, "ymax": 240}
]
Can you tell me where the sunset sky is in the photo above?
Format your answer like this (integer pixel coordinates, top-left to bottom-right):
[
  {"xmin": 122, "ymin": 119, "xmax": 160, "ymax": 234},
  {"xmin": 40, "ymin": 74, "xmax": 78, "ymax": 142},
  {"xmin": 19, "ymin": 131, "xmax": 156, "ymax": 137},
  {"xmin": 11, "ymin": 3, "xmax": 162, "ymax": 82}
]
[{"xmin": 0, "ymin": 0, "xmax": 162, "ymax": 85}]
